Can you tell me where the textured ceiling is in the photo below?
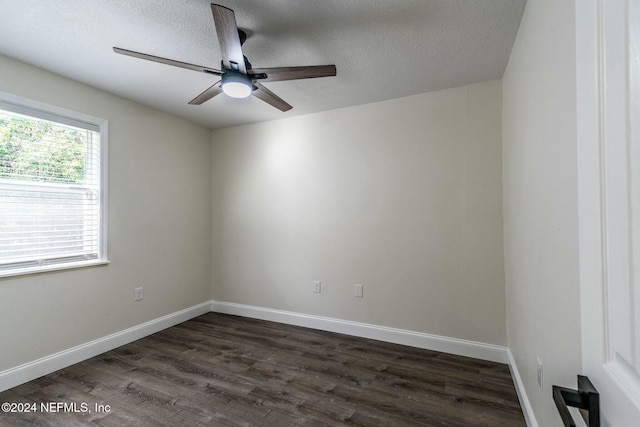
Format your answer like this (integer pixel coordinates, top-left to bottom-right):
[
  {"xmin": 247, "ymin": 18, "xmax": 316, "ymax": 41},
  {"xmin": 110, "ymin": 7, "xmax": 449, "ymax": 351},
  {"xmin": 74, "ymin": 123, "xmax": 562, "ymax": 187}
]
[{"xmin": 0, "ymin": 0, "xmax": 525, "ymax": 130}]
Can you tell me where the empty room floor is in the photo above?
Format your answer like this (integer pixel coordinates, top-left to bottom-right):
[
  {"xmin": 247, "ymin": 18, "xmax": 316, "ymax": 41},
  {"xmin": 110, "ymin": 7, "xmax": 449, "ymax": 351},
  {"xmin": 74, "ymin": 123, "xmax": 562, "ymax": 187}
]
[{"xmin": 0, "ymin": 313, "xmax": 526, "ymax": 426}]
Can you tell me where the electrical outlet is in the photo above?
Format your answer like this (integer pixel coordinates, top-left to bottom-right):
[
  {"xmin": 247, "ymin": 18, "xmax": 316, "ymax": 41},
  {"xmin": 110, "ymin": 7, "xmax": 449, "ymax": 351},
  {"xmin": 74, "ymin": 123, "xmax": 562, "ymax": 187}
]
[
  {"xmin": 354, "ymin": 284, "xmax": 363, "ymax": 298},
  {"xmin": 135, "ymin": 287, "xmax": 144, "ymax": 301},
  {"xmin": 537, "ymin": 357, "xmax": 543, "ymax": 388},
  {"xmin": 313, "ymin": 280, "xmax": 321, "ymax": 293}
]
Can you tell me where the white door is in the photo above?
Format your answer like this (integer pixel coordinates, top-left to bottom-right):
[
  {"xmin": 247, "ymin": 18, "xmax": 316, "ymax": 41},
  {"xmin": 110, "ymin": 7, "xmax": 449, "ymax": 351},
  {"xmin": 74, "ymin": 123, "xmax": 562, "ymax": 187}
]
[{"xmin": 577, "ymin": 0, "xmax": 640, "ymax": 425}]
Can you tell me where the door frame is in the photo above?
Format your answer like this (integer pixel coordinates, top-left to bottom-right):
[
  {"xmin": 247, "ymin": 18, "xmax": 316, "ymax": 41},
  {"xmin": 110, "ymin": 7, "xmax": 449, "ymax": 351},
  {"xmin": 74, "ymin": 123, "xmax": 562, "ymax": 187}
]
[{"xmin": 577, "ymin": 0, "xmax": 640, "ymax": 425}]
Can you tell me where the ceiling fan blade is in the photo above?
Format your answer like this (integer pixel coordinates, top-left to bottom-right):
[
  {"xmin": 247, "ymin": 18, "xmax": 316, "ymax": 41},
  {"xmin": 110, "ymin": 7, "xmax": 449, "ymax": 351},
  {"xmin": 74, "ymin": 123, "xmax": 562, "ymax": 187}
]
[
  {"xmin": 250, "ymin": 65, "xmax": 337, "ymax": 82},
  {"xmin": 188, "ymin": 81, "xmax": 223, "ymax": 105},
  {"xmin": 113, "ymin": 47, "xmax": 223, "ymax": 75},
  {"xmin": 211, "ymin": 4, "xmax": 246, "ymax": 73},
  {"xmin": 252, "ymin": 83, "xmax": 293, "ymax": 112}
]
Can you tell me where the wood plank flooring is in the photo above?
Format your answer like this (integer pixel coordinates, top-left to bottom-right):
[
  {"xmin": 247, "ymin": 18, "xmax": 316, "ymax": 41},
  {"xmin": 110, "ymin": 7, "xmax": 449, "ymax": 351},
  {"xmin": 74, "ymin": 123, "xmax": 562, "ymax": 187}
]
[{"xmin": 0, "ymin": 313, "xmax": 526, "ymax": 426}]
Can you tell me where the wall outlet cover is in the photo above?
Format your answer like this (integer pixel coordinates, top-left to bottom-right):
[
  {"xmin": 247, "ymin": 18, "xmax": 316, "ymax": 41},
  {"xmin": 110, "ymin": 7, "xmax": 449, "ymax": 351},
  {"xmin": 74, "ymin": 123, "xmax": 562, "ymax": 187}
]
[
  {"xmin": 355, "ymin": 284, "xmax": 364, "ymax": 298},
  {"xmin": 536, "ymin": 357, "xmax": 543, "ymax": 388}
]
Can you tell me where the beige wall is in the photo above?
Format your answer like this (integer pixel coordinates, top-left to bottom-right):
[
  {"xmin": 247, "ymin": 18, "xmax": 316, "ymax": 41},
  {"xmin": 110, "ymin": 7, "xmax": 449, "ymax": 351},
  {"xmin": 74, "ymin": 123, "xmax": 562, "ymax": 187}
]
[
  {"xmin": 502, "ymin": 0, "xmax": 582, "ymax": 425},
  {"xmin": 0, "ymin": 56, "xmax": 506, "ymax": 377},
  {"xmin": 0, "ymin": 55, "xmax": 212, "ymax": 371},
  {"xmin": 212, "ymin": 80, "xmax": 506, "ymax": 345}
]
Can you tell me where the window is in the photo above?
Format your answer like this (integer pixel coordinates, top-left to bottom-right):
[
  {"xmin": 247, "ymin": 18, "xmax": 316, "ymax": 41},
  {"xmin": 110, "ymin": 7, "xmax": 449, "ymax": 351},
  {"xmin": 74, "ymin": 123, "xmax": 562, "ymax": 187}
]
[{"xmin": 0, "ymin": 94, "xmax": 108, "ymax": 276}]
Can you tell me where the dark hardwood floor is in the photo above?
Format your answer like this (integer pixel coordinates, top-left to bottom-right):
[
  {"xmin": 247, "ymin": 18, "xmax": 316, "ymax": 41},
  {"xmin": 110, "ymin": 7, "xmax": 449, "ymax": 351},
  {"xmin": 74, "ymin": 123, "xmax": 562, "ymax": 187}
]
[{"xmin": 0, "ymin": 313, "xmax": 526, "ymax": 426}]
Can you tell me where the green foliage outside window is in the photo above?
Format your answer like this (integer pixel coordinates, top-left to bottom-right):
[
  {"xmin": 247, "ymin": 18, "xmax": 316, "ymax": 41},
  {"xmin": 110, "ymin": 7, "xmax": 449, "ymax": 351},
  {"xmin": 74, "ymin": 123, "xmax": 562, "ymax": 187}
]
[{"xmin": 0, "ymin": 116, "xmax": 87, "ymax": 185}]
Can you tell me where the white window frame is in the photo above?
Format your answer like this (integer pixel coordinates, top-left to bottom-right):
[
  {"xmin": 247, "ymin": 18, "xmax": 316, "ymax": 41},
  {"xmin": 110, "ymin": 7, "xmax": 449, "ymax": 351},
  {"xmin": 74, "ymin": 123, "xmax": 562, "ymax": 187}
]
[{"xmin": 0, "ymin": 92, "xmax": 109, "ymax": 277}]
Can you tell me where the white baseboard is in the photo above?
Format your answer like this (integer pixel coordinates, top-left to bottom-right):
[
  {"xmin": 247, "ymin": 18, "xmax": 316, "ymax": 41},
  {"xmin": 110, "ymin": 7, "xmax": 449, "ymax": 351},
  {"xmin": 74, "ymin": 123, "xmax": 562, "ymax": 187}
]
[
  {"xmin": 210, "ymin": 300, "xmax": 508, "ymax": 364},
  {"xmin": 507, "ymin": 349, "xmax": 539, "ymax": 427},
  {"xmin": 1, "ymin": 298, "xmax": 532, "ymax": 425},
  {"xmin": 0, "ymin": 301, "xmax": 212, "ymax": 393}
]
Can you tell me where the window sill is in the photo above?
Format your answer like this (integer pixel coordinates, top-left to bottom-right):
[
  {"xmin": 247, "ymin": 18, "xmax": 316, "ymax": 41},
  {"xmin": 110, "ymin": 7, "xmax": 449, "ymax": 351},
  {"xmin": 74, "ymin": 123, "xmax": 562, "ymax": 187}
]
[{"xmin": 0, "ymin": 259, "xmax": 110, "ymax": 279}]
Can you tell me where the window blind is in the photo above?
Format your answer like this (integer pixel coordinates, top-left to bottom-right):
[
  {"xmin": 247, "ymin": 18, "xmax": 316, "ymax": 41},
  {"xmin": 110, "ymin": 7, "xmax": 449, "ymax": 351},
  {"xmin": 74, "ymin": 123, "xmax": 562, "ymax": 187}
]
[{"xmin": 0, "ymin": 103, "xmax": 102, "ymax": 272}]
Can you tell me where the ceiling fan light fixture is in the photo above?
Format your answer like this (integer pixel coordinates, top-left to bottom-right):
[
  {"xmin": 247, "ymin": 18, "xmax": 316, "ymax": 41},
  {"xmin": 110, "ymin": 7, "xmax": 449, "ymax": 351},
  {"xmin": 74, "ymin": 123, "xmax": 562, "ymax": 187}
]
[{"xmin": 221, "ymin": 71, "xmax": 253, "ymax": 98}]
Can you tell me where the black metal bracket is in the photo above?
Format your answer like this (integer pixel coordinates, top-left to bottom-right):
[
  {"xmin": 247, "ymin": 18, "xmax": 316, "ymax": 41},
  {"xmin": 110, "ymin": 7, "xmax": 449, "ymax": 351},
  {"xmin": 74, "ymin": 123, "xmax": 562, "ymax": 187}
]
[{"xmin": 553, "ymin": 375, "xmax": 600, "ymax": 426}]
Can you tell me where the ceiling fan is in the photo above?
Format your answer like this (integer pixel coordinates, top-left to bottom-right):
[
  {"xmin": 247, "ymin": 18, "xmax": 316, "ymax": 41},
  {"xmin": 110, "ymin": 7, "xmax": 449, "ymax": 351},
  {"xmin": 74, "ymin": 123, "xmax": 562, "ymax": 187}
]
[{"xmin": 113, "ymin": 3, "xmax": 336, "ymax": 112}]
